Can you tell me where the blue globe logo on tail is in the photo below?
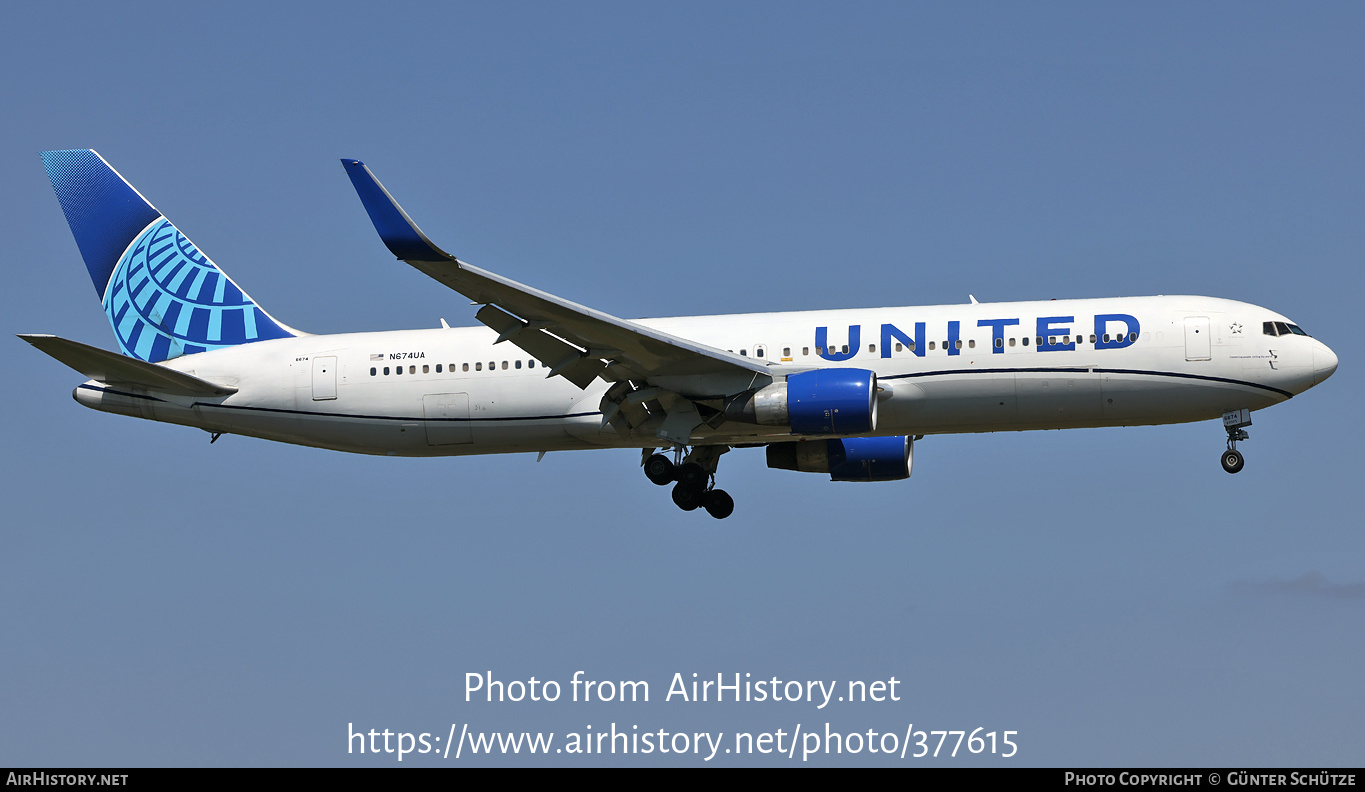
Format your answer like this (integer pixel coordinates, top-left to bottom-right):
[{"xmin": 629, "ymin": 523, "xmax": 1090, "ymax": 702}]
[
  {"xmin": 42, "ymin": 149, "xmax": 296, "ymax": 363},
  {"xmin": 105, "ymin": 218, "xmax": 292, "ymax": 362}
]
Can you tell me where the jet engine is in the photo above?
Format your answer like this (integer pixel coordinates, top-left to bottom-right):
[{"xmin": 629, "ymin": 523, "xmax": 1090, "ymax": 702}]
[
  {"xmin": 724, "ymin": 368, "xmax": 878, "ymax": 434},
  {"xmin": 765, "ymin": 436, "xmax": 913, "ymax": 482}
]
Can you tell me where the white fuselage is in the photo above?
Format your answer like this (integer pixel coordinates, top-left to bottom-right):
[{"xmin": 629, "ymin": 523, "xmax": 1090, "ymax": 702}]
[{"xmin": 72, "ymin": 295, "xmax": 1337, "ymax": 456}]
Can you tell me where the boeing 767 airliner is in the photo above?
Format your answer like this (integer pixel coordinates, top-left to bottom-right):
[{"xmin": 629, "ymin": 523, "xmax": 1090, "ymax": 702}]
[{"xmin": 23, "ymin": 150, "xmax": 1338, "ymax": 519}]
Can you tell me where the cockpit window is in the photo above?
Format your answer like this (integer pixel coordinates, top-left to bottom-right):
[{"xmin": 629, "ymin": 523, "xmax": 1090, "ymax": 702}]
[{"xmin": 1264, "ymin": 321, "xmax": 1311, "ymax": 337}]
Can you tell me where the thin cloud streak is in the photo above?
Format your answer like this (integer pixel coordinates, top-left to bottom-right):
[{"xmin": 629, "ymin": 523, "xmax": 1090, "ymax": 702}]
[{"xmin": 1232, "ymin": 572, "xmax": 1365, "ymax": 600}]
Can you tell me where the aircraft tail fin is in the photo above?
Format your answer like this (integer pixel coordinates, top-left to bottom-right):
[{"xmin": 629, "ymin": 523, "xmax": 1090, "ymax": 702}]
[{"xmin": 40, "ymin": 149, "xmax": 297, "ymax": 363}]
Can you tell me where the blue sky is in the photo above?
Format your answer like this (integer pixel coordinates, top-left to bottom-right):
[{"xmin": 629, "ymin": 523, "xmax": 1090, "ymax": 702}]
[{"xmin": 2, "ymin": 2, "xmax": 1362, "ymax": 766}]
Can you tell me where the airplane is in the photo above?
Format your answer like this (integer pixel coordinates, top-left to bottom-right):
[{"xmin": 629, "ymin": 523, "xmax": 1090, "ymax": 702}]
[{"xmin": 23, "ymin": 149, "xmax": 1339, "ymax": 520}]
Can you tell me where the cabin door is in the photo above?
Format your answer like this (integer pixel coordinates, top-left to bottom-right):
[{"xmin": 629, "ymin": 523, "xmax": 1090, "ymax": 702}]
[
  {"xmin": 311, "ymin": 356, "xmax": 337, "ymax": 400},
  {"xmin": 1184, "ymin": 317, "xmax": 1211, "ymax": 361}
]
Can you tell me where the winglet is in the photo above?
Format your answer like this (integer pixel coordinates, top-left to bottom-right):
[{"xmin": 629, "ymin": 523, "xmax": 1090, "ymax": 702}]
[{"xmin": 341, "ymin": 159, "xmax": 454, "ymax": 262}]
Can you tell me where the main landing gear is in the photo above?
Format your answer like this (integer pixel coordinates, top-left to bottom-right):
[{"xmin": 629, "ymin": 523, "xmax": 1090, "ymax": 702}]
[
  {"xmin": 1221, "ymin": 408, "xmax": 1251, "ymax": 474},
  {"xmin": 642, "ymin": 446, "xmax": 734, "ymax": 519}
]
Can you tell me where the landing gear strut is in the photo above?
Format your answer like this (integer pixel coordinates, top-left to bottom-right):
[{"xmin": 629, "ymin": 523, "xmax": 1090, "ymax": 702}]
[
  {"xmin": 1221, "ymin": 409, "xmax": 1250, "ymax": 474},
  {"xmin": 641, "ymin": 446, "xmax": 734, "ymax": 519}
]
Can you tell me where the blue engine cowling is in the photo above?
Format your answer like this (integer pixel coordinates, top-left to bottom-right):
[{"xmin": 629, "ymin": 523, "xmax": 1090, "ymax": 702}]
[
  {"xmin": 765, "ymin": 436, "xmax": 913, "ymax": 482},
  {"xmin": 786, "ymin": 368, "xmax": 878, "ymax": 435}
]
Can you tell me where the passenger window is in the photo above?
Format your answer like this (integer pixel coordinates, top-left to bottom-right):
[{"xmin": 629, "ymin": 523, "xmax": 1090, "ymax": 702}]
[
  {"xmin": 842, "ymin": 345, "xmax": 849, "ymax": 354},
  {"xmin": 967, "ymin": 340, "xmax": 975, "ymax": 349},
  {"xmin": 783, "ymin": 347, "xmax": 791, "ymax": 357},
  {"xmin": 816, "ymin": 347, "xmax": 825, "ymax": 355},
  {"xmin": 370, "ymin": 367, "xmax": 377, "ymax": 376},
  {"xmin": 1062, "ymin": 335, "xmax": 1070, "ymax": 345},
  {"xmin": 908, "ymin": 341, "xmax": 916, "ymax": 351},
  {"xmin": 528, "ymin": 360, "xmax": 535, "ymax": 369},
  {"xmin": 436, "ymin": 364, "xmax": 442, "ymax": 373},
  {"xmin": 868, "ymin": 344, "xmax": 876, "ymax": 353},
  {"xmin": 384, "ymin": 366, "xmax": 390, "ymax": 375},
  {"xmin": 1128, "ymin": 332, "xmax": 1137, "ymax": 342},
  {"xmin": 423, "ymin": 365, "xmax": 430, "ymax": 374},
  {"xmin": 895, "ymin": 343, "xmax": 903, "ymax": 352},
  {"xmin": 475, "ymin": 362, "xmax": 482, "ymax": 371},
  {"xmin": 995, "ymin": 338, "xmax": 1003, "ymax": 349},
  {"xmin": 956, "ymin": 340, "xmax": 964, "ymax": 349},
  {"xmin": 756, "ymin": 347, "xmax": 765, "ymax": 358},
  {"xmin": 502, "ymin": 361, "xmax": 508, "ymax": 370},
  {"xmin": 1009, "ymin": 338, "xmax": 1016, "ymax": 347},
  {"xmin": 929, "ymin": 342, "xmax": 936, "ymax": 350},
  {"xmin": 409, "ymin": 366, "xmax": 416, "ymax": 374},
  {"xmin": 463, "ymin": 363, "xmax": 469, "ymax": 372},
  {"xmin": 802, "ymin": 347, "xmax": 809, "ymax": 356},
  {"xmin": 740, "ymin": 349, "xmax": 747, "ymax": 356},
  {"xmin": 1023, "ymin": 337, "xmax": 1030, "ymax": 346},
  {"xmin": 395, "ymin": 366, "xmax": 402, "ymax": 375},
  {"xmin": 1103, "ymin": 333, "xmax": 1111, "ymax": 342},
  {"xmin": 515, "ymin": 360, "xmax": 522, "ymax": 369}
]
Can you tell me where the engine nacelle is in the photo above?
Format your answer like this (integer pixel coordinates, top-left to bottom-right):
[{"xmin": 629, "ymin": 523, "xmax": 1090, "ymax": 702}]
[
  {"xmin": 765, "ymin": 436, "xmax": 913, "ymax": 482},
  {"xmin": 724, "ymin": 368, "xmax": 878, "ymax": 435}
]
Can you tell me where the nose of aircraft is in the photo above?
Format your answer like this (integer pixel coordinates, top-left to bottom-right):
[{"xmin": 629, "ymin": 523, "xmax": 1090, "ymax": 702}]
[{"xmin": 1313, "ymin": 341, "xmax": 1339, "ymax": 385}]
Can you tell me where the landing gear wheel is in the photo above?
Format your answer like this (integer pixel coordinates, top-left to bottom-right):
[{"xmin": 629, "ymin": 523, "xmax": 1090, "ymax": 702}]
[
  {"xmin": 1221, "ymin": 410, "xmax": 1251, "ymax": 476},
  {"xmin": 644, "ymin": 454, "xmax": 676, "ymax": 486},
  {"xmin": 702, "ymin": 489, "xmax": 734, "ymax": 519},
  {"xmin": 676, "ymin": 462, "xmax": 708, "ymax": 490},
  {"xmin": 671, "ymin": 482, "xmax": 702, "ymax": 511}
]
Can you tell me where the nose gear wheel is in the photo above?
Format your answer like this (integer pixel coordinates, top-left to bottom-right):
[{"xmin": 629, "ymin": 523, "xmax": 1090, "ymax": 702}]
[{"xmin": 1220, "ymin": 409, "xmax": 1251, "ymax": 474}]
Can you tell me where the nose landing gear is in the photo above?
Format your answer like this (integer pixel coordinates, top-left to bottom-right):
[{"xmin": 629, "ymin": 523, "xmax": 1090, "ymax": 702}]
[
  {"xmin": 642, "ymin": 446, "xmax": 734, "ymax": 519},
  {"xmin": 1221, "ymin": 409, "xmax": 1251, "ymax": 474}
]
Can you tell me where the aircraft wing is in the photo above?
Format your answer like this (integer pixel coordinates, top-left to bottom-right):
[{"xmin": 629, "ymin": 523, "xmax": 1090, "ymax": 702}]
[
  {"xmin": 19, "ymin": 334, "xmax": 238, "ymax": 397},
  {"xmin": 342, "ymin": 160, "xmax": 770, "ymax": 390}
]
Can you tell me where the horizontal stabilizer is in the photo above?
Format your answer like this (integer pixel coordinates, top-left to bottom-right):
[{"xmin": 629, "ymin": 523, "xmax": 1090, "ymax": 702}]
[{"xmin": 19, "ymin": 334, "xmax": 238, "ymax": 397}]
